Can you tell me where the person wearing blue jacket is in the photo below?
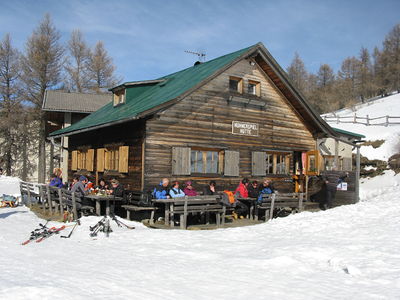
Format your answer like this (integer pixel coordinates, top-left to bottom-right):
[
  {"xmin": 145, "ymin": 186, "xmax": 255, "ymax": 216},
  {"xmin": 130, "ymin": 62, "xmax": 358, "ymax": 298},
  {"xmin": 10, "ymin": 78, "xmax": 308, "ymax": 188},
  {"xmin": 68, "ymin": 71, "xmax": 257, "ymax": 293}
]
[
  {"xmin": 153, "ymin": 178, "xmax": 170, "ymax": 199},
  {"xmin": 169, "ymin": 181, "xmax": 186, "ymax": 198},
  {"xmin": 257, "ymin": 179, "xmax": 274, "ymax": 203},
  {"xmin": 49, "ymin": 168, "xmax": 64, "ymax": 188}
]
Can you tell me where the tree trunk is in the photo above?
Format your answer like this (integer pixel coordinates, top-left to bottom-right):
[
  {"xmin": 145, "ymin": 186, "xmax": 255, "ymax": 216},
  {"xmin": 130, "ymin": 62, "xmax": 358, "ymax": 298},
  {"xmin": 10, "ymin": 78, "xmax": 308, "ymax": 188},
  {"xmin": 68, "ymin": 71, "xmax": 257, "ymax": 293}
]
[{"xmin": 38, "ymin": 112, "xmax": 46, "ymax": 183}]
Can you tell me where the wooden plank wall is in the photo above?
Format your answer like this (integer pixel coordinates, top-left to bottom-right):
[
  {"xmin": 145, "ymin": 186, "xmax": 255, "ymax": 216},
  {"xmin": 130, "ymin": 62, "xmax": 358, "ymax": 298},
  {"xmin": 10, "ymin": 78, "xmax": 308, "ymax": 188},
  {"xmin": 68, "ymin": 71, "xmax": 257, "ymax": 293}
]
[
  {"xmin": 68, "ymin": 120, "xmax": 145, "ymax": 190},
  {"xmin": 143, "ymin": 59, "xmax": 316, "ymax": 192}
]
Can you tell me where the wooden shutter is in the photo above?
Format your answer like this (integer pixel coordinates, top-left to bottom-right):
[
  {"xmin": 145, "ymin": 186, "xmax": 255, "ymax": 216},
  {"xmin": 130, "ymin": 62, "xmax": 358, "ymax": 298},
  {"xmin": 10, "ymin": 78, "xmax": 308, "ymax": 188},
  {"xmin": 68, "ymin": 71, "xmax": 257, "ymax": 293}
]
[
  {"xmin": 118, "ymin": 146, "xmax": 129, "ymax": 173},
  {"xmin": 172, "ymin": 147, "xmax": 191, "ymax": 175},
  {"xmin": 104, "ymin": 149, "xmax": 110, "ymax": 170},
  {"xmin": 97, "ymin": 148, "xmax": 105, "ymax": 172},
  {"xmin": 252, "ymin": 151, "xmax": 266, "ymax": 176},
  {"xmin": 86, "ymin": 149, "xmax": 94, "ymax": 171},
  {"xmin": 71, "ymin": 150, "xmax": 78, "ymax": 171},
  {"xmin": 224, "ymin": 150, "xmax": 239, "ymax": 177}
]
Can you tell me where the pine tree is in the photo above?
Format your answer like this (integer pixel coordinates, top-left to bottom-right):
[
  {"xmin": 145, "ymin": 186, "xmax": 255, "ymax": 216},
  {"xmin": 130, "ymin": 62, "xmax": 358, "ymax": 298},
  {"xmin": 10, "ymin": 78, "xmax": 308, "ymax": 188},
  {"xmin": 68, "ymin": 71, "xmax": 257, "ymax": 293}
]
[
  {"xmin": 88, "ymin": 41, "xmax": 119, "ymax": 93},
  {"xmin": 381, "ymin": 24, "xmax": 400, "ymax": 92},
  {"xmin": 358, "ymin": 47, "xmax": 373, "ymax": 101},
  {"xmin": 0, "ymin": 34, "xmax": 21, "ymax": 176},
  {"xmin": 65, "ymin": 29, "xmax": 91, "ymax": 92},
  {"xmin": 287, "ymin": 52, "xmax": 308, "ymax": 94},
  {"xmin": 337, "ymin": 56, "xmax": 360, "ymax": 106},
  {"xmin": 20, "ymin": 14, "xmax": 64, "ymax": 183}
]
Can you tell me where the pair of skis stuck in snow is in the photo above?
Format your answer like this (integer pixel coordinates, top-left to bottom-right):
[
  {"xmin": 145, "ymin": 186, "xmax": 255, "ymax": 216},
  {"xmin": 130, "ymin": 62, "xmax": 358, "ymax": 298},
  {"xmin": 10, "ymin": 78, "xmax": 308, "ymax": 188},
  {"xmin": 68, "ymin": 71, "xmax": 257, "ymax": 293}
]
[
  {"xmin": 89, "ymin": 214, "xmax": 135, "ymax": 238},
  {"xmin": 21, "ymin": 220, "xmax": 80, "ymax": 245}
]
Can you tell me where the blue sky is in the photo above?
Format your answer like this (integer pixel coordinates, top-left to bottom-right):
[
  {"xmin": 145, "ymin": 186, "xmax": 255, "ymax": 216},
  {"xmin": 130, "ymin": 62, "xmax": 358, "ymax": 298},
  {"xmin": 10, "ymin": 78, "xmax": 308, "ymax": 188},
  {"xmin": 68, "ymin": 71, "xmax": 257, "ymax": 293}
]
[{"xmin": 0, "ymin": 0, "xmax": 399, "ymax": 82}]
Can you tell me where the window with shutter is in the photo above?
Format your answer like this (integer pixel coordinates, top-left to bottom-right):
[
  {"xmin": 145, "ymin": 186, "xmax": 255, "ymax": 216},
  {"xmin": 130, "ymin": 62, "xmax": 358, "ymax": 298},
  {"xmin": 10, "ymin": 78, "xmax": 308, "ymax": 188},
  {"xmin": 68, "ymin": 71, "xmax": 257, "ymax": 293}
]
[
  {"xmin": 172, "ymin": 147, "xmax": 191, "ymax": 175},
  {"xmin": 71, "ymin": 150, "xmax": 78, "ymax": 171},
  {"xmin": 252, "ymin": 151, "xmax": 267, "ymax": 176},
  {"xmin": 118, "ymin": 146, "xmax": 129, "ymax": 173},
  {"xmin": 97, "ymin": 148, "xmax": 105, "ymax": 172},
  {"xmin": 224, "ymin": 150, "xmax": 239, "ymax": 177}
]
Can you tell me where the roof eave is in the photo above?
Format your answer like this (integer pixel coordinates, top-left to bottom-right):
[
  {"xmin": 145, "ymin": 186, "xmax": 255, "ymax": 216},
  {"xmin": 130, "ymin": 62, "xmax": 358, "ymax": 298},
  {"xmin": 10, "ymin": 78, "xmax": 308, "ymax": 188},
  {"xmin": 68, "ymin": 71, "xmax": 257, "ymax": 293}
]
[{"xmin": 49, "ymin": 116, "xmax": 138, "ymax": 139}]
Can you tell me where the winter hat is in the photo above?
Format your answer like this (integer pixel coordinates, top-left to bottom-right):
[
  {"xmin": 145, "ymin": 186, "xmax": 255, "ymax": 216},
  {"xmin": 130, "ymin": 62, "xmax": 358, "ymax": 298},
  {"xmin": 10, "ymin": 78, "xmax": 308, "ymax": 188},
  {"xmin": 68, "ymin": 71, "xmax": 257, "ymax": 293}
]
[
  {"xmin": 79, "ymin": 175, "xmax": 87, "ymax": 181},
  {"xmin": 185, "ymin": 181, "xmax": 192, "ymax": 186}
]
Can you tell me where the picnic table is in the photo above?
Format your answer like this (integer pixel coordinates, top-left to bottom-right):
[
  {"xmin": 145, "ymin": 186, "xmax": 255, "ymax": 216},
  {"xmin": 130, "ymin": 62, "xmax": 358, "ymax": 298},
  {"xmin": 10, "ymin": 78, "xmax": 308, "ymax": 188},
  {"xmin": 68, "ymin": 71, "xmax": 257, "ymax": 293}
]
[
  {"xmin": 153, "ymin": 195, "xmax": 224, "ymax": 229},
  {"xmin": 84, "ymin": 194, "xmax": 124, "ymax": 216}
]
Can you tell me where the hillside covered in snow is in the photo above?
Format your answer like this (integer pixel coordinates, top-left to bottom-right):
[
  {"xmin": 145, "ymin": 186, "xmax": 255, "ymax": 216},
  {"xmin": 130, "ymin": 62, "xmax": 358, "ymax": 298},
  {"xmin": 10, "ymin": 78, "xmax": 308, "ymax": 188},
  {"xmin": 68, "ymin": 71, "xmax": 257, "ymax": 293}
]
[{"xmin": 323, "ymin": 93, "xmax": 400, "ymax": 161}]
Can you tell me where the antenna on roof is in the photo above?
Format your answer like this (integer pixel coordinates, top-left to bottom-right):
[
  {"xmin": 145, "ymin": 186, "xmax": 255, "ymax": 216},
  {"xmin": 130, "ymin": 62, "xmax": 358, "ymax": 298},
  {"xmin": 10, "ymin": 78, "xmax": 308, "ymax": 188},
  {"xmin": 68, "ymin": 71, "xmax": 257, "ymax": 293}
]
[{"xmin": 185, "ymin": 50, "xmax": 206, "ymax": 62}]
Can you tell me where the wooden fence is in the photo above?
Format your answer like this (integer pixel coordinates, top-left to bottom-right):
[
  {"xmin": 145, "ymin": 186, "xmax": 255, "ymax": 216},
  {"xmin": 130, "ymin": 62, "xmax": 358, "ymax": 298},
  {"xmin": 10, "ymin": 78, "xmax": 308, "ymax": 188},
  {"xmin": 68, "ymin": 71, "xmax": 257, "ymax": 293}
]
[{"xmin": 322, "ymin": 114, "xmax": 400, "ymax": 126}]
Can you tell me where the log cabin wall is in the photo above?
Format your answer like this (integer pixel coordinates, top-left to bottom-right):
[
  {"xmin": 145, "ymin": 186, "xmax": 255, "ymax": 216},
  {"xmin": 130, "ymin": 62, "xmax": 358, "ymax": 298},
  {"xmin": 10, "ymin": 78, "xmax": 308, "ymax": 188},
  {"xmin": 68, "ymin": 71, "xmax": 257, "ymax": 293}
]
[
  {"xmin": 144, "ymin": 59, "xmax": 316, "ymax": 192},
  {"xmin": 67, "ymin": 120, "xmax": 145, "ymax": 190}
]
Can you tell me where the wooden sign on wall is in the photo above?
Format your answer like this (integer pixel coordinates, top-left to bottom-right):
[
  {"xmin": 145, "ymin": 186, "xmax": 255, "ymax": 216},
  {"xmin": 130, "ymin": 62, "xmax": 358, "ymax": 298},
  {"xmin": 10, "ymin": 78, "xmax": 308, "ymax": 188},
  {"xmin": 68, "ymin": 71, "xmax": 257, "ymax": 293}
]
[{"xmin": 232, "ymin": 121, "xmax": 259, "ymax": 136}]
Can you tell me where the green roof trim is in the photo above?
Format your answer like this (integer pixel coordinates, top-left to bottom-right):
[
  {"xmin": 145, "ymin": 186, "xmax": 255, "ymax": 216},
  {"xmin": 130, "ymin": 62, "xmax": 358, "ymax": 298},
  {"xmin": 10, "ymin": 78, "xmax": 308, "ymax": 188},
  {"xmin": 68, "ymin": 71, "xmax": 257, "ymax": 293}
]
[
  {"xmin": 332, "ymin": 127, "xmax": 365, "ymax": 139},
  {"xmin": 50, "ymin": 44, "xmax": 257, "ymax": 137}
]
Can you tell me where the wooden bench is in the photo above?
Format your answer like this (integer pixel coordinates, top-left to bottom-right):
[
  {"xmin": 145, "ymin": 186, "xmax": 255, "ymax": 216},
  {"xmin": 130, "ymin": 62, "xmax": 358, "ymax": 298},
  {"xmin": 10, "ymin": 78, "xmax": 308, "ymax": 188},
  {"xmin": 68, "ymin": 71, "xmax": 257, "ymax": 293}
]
[
  {"xmin": 49, "ymin": 186, "xmax": 64, "ymax": 215},
  {"xmin": 38, "ymin": 184, "xmax": 54, "ymax": 215},
  {"xmin": 60, "ymin": 189, "xmax": 94, "ymax": 220},
  {"xmin": 19, "ymin": 181, "xmax": 40, "ymax": 208},
  {"xmin": 122, "ymin": 190, "xmax": 157, "ymax": 223},
  {"xmin": 256, "ymin": 193, "xmax": 304, "ymax": 222},
  {"xmin": 164, "ymin": 195, "xmax": 225, "ymax": 229}
]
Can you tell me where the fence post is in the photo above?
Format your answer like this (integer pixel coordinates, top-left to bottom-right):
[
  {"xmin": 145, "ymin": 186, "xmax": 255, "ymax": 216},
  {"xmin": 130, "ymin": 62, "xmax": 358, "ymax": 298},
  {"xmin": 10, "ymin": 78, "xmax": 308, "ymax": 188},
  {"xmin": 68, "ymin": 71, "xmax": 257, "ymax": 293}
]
[
  {"xmin": 354, "ymin": 113, "xmax": 356, "ymax": 123},
  {"xmin": 386, "ymin": 115, "xmax": 389, "ymax": 127},
  {"xmin": 366, "ymin": 115, "xmax": 370, "ymax": 126},
  {"xmin": 336, "ymin": 116, "xmax": 339, "ymax": 124}
]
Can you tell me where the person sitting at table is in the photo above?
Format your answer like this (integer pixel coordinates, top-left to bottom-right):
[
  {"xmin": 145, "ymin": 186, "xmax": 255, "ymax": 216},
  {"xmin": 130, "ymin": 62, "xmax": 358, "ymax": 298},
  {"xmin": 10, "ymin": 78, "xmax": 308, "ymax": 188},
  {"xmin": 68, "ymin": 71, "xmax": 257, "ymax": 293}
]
[
  {"xmin": 49, "ymin": 168, "xmax": 63, "ymax": 188},
  {"xmin": 169, "ymin": 181, "xmax": 186, "ymax": 198},
  {"xmin": 71, "ymin": 175, "xmax": 89, "ymax": 198},
  {"xmin": 203, "ymin": 180, "xmax": 217, "ymax": 195},
  {"xmin": 183, "ymin": 181, "xmax": 198, "ymax": 196},
  {"xmin": 257, "ymin": 179, "xmax": 274, "ymax": 203},
  {"xmin": 96, "ymin": 178, "xmax": 108, "ymax": 191},
  {"xmin": 234, "ymin": 178, "xmax": 249, "ymax": 198},
  {"xmin": 107, "ymin": 179, "xmax": 124, "ymax": 197},
  {"xmin": 231, "ymin": 178, "xmax": 249, "ymax": 219},
  {"xmin": 247, "ymin": 180, "xmax": 259, "ymax": 198},
  {"xmin": 153, "ymin": 178, "xmax": 170, "ymax": 199}
]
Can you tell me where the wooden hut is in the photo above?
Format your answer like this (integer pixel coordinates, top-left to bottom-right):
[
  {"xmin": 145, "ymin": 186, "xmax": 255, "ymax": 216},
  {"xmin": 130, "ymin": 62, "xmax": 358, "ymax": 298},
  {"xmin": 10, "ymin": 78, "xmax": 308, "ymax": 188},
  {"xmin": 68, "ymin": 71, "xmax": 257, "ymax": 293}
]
[{"xmin": 48, "ymin": 43, "xmax": 362, "ymax": 202}]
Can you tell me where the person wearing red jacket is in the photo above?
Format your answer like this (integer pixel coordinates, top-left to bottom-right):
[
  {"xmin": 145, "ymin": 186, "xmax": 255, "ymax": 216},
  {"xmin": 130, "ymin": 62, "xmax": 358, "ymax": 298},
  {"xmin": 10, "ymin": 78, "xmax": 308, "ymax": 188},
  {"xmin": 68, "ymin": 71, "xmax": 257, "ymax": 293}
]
[{"xmin": 233, "ymin": 178, "xmax": 249, "ymax": 218}]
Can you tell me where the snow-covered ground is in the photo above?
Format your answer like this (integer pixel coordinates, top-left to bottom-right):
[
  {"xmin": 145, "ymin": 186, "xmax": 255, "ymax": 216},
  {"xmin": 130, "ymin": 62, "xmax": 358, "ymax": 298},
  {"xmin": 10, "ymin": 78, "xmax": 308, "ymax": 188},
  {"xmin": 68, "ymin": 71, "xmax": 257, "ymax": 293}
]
[
  {"xmin": 323, "ymin": 93, "xmax": 400, "ymax": 161},
  {"xmin": 1, "ymin": 173, "xmax": 400, "ymax": 299}
]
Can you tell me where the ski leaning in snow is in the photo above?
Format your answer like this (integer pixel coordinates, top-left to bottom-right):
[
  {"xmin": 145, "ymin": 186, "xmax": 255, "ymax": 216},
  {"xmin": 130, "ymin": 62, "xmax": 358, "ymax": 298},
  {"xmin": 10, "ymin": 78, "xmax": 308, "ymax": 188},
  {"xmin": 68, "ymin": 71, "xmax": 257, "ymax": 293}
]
[
  {"xmin": 89, "ymin": 215, "xmax": 135, "ymax": 238},
  {"xmin": 111, "ymin": 213, "xmax": 135, "ymax": 230},
  {"xmin": 61, "ymin": 220, "xmax": 80, "ymax": 239}
]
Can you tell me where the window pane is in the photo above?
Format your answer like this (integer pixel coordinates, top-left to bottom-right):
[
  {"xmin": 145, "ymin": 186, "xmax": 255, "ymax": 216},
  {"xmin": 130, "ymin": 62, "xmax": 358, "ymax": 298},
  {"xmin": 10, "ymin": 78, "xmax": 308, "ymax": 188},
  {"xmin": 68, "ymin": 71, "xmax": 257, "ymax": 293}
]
[
  {"xmin": 206, "ymin": 151, "xmax": 218, "ymax": 173},
  {"xmin": 229, "ymin": 79, "xmax": 238, "ymax": 91},
  {"xmin": 248, "ymin": 83, "xmax": 256, "ymax": 94},
  {"xmin": 266, "ymin": 154, "xmax": 273, "ymax": 174},
  {"xmin": 190, "ymin": 150, "xmax": 203, "ymax": 173}
]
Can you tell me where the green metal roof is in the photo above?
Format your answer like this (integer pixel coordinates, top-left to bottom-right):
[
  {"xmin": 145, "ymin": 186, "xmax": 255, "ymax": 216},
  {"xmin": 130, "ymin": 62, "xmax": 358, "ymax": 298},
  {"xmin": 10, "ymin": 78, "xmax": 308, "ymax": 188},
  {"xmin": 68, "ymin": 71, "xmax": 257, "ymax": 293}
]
[
  {"xmin": 332, "ymin": 127, "xmax": 365, "ymax": 139},
  {"xmin": 50, "ymin": 44, "xmax": 257, "ymax": 137}
]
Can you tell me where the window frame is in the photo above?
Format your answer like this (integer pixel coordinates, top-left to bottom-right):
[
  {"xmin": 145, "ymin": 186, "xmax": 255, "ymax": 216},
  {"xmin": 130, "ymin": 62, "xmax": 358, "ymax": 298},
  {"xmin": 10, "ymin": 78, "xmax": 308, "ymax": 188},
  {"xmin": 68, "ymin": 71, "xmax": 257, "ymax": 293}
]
[
  {"xmin": 229, "ymin": 76, "xmax": 243, "ymax": 94},
  {"xmin": 113, "ymin": 89, "xmax": 126, "ymax": 106},
  {"xmin": 265, "ymin": 151, "xmax": 291, "ymax": 176},
  {"xmin": 190, "ymin": 148, "xmax": 223, "ymax": 175},
  {"xmin": 247, "ymin": 80, "xmax": 261, "ymax": 97}
]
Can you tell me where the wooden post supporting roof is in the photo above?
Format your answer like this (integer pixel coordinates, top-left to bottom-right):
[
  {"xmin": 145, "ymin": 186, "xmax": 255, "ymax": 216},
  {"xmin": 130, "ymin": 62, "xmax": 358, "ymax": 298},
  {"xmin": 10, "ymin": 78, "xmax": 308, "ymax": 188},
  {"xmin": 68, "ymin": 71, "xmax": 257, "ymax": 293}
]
[{"xmin": 355, "ymin": 146, "xmax": 361, "ymax": 203}]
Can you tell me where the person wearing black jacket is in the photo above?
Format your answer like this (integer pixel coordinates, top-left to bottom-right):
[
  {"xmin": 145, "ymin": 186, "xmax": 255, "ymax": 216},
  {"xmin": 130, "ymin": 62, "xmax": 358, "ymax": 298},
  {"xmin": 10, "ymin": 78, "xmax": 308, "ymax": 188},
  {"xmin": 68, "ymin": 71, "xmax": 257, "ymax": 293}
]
[
  {"xmin": 108, "ymin": 179, "xmax": 124, "ymax": 197},
  {"xmin": 247, "ymin": 180, "xmax": 259, "ymax": 198},
  {"xmin": 321, "ymin": 171, "xmax": 348, "ymax": 209},
  {"xmin": 203, "ymin": 180, "xmax": 217, "ymax": 195}
]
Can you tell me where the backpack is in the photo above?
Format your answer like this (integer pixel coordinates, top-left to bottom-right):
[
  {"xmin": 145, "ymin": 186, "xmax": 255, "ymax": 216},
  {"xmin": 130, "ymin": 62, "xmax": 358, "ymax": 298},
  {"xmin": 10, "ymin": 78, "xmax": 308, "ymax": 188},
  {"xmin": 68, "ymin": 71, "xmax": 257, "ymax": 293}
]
[{"xmin": 221, "ymin": 190, "xmax": 236, "ymax": 207}]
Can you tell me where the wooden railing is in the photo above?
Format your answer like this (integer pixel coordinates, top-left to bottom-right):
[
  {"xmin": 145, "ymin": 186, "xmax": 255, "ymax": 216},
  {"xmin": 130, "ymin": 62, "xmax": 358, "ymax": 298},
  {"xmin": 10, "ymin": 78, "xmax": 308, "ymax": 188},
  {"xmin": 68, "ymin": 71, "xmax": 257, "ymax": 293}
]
[{"xmin": 322, "ymin": 114, "xmax": 400, "ymax": 126}]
